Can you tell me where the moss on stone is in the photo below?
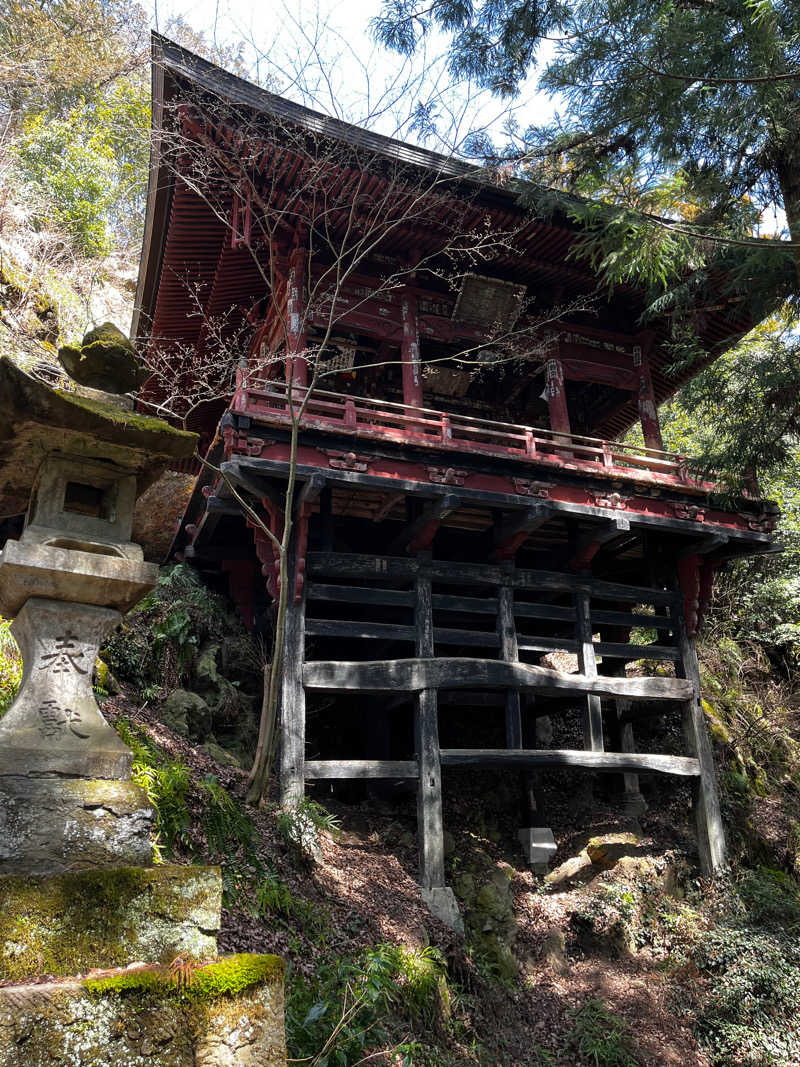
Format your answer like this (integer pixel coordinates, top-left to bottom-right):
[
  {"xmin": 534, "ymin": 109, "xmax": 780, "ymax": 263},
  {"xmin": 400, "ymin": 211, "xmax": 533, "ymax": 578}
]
[
  {"xmin": 85, "ymin": 953, "xmax": 284, "ymax": 1002},
  {"xmin": 0, "ymin": 865, "xmax": 222, "ymax": 980},
  {"xmin": 54, "ymin": 388, "xmax": 192, "ymax": 438}
]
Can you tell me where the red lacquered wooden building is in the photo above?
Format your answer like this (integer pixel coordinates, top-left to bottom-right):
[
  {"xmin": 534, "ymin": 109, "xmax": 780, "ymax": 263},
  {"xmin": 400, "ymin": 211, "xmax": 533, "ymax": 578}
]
[{"xmin": 135, "ymin": 36, "xmax": 777, "ymax": 909}]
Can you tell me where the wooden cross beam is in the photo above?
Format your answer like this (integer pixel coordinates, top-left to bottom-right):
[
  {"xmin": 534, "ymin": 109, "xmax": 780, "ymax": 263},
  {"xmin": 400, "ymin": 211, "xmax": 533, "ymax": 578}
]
[
  {"xmin": 219, "ymin": 458, "xmax": 286, "ymax": 512},
  {"xmin": 491, "ymin": 505, "xmax": 552, "ymax": 561},
  {"xmin": 389, "ymin": 494, "xmax": 461, "ymax": 554},
  {"xmin": 569, "ymin": 515, "xmax": 631, "ymax": 570}
]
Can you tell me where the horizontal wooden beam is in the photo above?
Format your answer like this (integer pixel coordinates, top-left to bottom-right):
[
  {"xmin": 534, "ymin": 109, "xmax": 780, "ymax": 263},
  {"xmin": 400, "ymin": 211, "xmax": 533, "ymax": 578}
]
[
  {"xmin": 234, "ymin": 456, "xmax": 771, "ymax": 547},
  {"xmin": 439, "ymin": 749, "xmax": 700, "ymax": 776},
  {"xmin": 304, "ymin": 619, "xmax": 501, "ymax": 647},
  {"xmin": 308, "ymin": 551, "xmax": 676, "ymax": 604},
  {"xmin": 304, "ymin": 759, "xmax": 419, "ymax": 779},
  {"xmin": 307, "ymin": 583, "xmax": 415, "ymax": 608},
  {"xmin": 302, "ymin": 656, "xmax": 694, "ymax": 702},
  {"xmin": 594, "ymin": 640, "xmax": 680, "ymax": 661},
  {"xmin": 591, "ymin": 608, "xmax": 672, "ymax": 629}
]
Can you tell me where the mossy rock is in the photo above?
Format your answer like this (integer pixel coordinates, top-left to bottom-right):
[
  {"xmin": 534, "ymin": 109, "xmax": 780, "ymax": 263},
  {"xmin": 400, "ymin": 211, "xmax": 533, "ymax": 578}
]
[
  {"xmin": 0, "ymin": 864, "xmax": 222, "ymax": 981},
  {"xmin": 58, "ymin": 322, "xmax": 149, "ymax": 394},
  {"xmin": 161, "ymin": 689, "xmax": 212, "ymax": 741},
  {"xmin": 0, "ymin": 954, "xmax": 286, "ymax": 1065}
]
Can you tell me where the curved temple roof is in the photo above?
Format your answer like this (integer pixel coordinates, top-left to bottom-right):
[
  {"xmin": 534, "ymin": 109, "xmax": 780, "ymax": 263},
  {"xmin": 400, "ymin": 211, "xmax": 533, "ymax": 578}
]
[{"xmin": 135, "ymin": 33, "xmax": 769, "ymax": 441}]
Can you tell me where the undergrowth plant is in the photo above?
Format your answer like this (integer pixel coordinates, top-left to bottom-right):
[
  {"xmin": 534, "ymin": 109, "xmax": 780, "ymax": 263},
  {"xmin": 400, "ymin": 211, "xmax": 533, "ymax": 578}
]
[
  {"xmin": 116, "ymin": 718, "xmax": 191, "ymax": 862},
  {"xmin": 0, "ymin": 617, "xmax": 22, "ymax": 716},
  {"xmin": 567, "ymin": 999, "xmax": 639, "ymax": 1067},
  {"xmin": 286, "ymin": 943, "xmax": 445, "ymax": 1066}
]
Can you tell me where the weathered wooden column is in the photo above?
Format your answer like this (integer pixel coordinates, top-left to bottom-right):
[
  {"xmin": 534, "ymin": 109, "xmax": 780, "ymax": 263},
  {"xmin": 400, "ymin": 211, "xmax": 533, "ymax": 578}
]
[
  {"xmin": 279, "ymin": 538, "xmax": 307, "ymax": 808},
  {"xmin": 574, "ymin": 589, "xmax": 604, "ymax": 752},
  {"xmin": 497, "ymin": 571, "xmax": 522, "ymax": 750},
  {"xmin": 414, "ymin": 556, "xmax": 462, "ymax": 929},
  {"xmin": 414, "ymin": 554, "xmax": 444, "ymax": 889},
  {"xmin": 634, "ymin": 334, "xmax": 663, "ymax": 451},
  {"xmin": 673, "ymin": 568, "xmax": 726, "ymax": 875},
  {"xmin": 401, "ymin": 287, "xmax": 424, "ymax": 409},
  {"xmin": 286, "ymin": 240, "xmax": 308, "ymax": 389}
]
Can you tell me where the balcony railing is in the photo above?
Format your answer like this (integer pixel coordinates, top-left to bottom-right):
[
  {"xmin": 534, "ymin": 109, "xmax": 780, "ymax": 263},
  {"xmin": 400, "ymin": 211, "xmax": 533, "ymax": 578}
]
[{"xmin": 233, "ymin": 379, "xmax": 707, "ymax": 491}]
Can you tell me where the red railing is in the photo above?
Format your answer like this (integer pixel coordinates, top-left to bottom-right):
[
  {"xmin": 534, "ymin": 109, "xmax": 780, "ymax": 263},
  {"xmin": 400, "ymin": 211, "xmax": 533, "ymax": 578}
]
[{"xmin": 233, "ymin": 380, "xmax": 705, "ymax": 491}]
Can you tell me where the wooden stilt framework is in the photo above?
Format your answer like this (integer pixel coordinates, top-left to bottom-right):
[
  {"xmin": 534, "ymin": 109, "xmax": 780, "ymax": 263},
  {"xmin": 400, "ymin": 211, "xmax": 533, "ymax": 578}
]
[{"xmin": 280, "ymin": 549, "xmax": 727, "ymax": 881}]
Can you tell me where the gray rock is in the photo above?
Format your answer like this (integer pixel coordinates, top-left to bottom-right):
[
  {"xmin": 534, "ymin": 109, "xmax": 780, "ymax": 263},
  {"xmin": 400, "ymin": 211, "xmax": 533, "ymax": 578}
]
[
  {"xmin": 162, "ymin": 689, "xmax": 211, "ymax": 741},
  {"xmin": 58, "ymin": 322, "xmax": 149, "ymax": 394},
  {"xmin": 201, "ymin": 739, "xmax": 241, "ymax": 768},
  {"xmin": 0, "ymin": 957, "xmax": 286, "ymax": 1066}
]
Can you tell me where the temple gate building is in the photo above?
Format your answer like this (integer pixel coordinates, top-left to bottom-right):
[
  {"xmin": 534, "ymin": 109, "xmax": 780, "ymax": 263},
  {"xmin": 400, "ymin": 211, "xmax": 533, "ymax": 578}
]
[{"xmin": 134, "ymin": 36, "xmax": 778, "ymax": 909}]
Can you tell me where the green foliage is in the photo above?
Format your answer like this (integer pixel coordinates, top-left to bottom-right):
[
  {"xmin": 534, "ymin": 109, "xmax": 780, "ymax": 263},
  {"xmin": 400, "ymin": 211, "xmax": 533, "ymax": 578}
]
[
  {"xmin": 0, "ymin": 617, "xmax": 21, "ymax": 716},
  {"xmin": 11, "ymin": 74, "xmax": 150, "ymax": 256},
  {"xmin": 286, "ymin": 943, "xmax": 444, "ymax": 1066},
  {"xmin": 115, "ymin": 718, "xmax": 191, "ymax": 862},
  {"xmin": 0, "ymin": 0, "xmax": 146, "ymax": 123},
  {"xmin": 689, "ymin": 869, "xmax": 800, "ymax": 1065},
  {"xmin": 276, "ymin": 798, "xmax": 341, "ymax": 860},
  {"xmin": 254, "ymin": 868, "xmax": 331, "ymax": 942},
  {"xmin": 567, "ymin": 999, "xmax": 639, "ymax": 1067},
  {"xmin": 104, "ymin": 563, "xmax": 260, "ymax": 700}
]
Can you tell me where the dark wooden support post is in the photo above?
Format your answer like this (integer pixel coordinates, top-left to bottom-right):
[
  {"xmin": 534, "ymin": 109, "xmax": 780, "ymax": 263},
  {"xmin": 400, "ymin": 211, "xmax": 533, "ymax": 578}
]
[
  {"xmin": 574, "ymin": 590, "xmax": 604, "ymax": 752},
  {"xmin": 634, "ymin": 334, "xmax": 663, "ymax": 451},
  {"xmin": 415, "ymin": 556, "xmax": 445, "ymax": 889},
  {"xmin": 498, "ymin": 575, "xmax": 522, "ymax": 749},
  {"xmin": 401, "ymin": 287, "xmax": 423, "ymax": 410},
  {"xmin": 279, "ymin": 539, "xmax": 307, "ymax": 808},
  {"xmin": 674, "ymin": 570, "xmax": 727, "ymax": 875},
  {"xmin": 286, "ymin": 240, "xmax": 308, "ymax": 388}
]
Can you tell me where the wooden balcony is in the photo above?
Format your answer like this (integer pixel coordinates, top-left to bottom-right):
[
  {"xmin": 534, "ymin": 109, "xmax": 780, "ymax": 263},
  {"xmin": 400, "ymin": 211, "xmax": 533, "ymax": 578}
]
[{"xmin": 232, "ymin": 379, "xmax": 709, "ymax": 495}]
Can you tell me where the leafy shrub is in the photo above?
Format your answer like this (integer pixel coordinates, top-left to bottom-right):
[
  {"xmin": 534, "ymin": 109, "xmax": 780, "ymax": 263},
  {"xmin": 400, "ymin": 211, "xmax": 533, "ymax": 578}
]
[
  {"xmin": 103, "ymin": 564, "xmax": 260, "ymax": 697},
  {"xmin": 276, "ymin": 798, "xmax": 340, "ymax": 861},
  {"xmin": 688, "ymin": 868, "xmax": 800, "ymax": 1066},
  {"xmin": 0, "ymin": 618, "xmax": 22, "ymax": 716},
  {"xmin": 286, "ymin": 943, "xmax": 441, "ymax": 1066},
  {"xmin": 116, "ymin": 718, "xmax": 191, "ymax": 863},
  {"xmin": 567, "ymin": 999, "xmax": 638, "ymax": 1067}
]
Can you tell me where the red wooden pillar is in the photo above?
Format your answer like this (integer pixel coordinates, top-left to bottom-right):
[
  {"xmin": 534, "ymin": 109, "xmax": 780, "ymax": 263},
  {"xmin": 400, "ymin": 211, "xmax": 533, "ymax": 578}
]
[
  {"xmin": 286, "ymin": 241, "xmax": 308, "ymax": 388},
  {"xmin": 544, "ymin": 358, "xmax": 571, "ymax": 437},
  {"xmin": 634, "ymin": 335, "xmax": 663, "ymax": 451},
  {"xmin": 401, "ymin": 288, "xmax": 423, "ymax": 409}
]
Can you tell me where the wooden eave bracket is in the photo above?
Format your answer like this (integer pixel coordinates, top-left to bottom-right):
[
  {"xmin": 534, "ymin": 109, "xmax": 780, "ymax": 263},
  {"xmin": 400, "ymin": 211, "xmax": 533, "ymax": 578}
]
[
  {"xmin": 389, "ymin": 494, "xmax": 461, "ymax": 555},
  {"xmin": 568, "ymin": 515, "xmax": 632, "ymax": 570},
  {"xmin": 491, "ymin": 504, "xmax": 552, "ymax": 561}
]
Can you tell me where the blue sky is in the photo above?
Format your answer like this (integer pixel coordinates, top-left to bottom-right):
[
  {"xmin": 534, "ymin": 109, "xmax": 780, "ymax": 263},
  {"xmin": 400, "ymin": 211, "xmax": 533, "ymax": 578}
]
[{"xmin": 150, "ymin": 0, "xmax": 556, "ymax": 155}]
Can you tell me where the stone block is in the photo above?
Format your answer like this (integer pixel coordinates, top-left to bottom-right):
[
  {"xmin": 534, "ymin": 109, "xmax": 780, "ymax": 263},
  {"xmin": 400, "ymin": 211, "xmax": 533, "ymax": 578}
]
[
  {"xmin": 0, "ymin": 954, "xmax": 287, "ymax": 1066},
  {"xmin": 420, "ymin": 886, "xmax": 464, "ymax": 934},
  {"xmin": 518, "ymin": 827, "xmax": 557, "ymax": 872},
  {"xmin": 0, "ymin": 778, "xmax": 153, "ymax": 876},
  {"xmin": 0, "ymin": 540, "xmax": 158, "ymax": 618},
  {"xmin": 0, "ymin": 598, "xmax": 133, "ymax": 778},
  {"xmin": 0, "ymin": 865, "xmax": 222, "ymax": 980}
]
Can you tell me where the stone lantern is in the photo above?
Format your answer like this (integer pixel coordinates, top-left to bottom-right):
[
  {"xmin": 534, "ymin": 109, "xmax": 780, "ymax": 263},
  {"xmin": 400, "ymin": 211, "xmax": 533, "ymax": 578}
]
[{"xmin": 0, "ymin": 340, "xmax": 197, "ymax": 873}]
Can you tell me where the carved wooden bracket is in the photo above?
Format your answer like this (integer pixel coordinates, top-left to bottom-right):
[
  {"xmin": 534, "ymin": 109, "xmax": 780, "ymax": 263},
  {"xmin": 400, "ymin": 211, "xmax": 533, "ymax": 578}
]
[
  {"xmin": 513, "ymin": 478, "xmax": 552, "ymax": 499},
  {"xmin": 324, "ymin": 450, "xmax": 372, "ymax": 472},
  {"xmin": 427, "ymin": 466, "xmax": 467, "ymax": 486},
  {"xmin": 590, "ymin": 490, "xmax": 629, "ymax": 510}
]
